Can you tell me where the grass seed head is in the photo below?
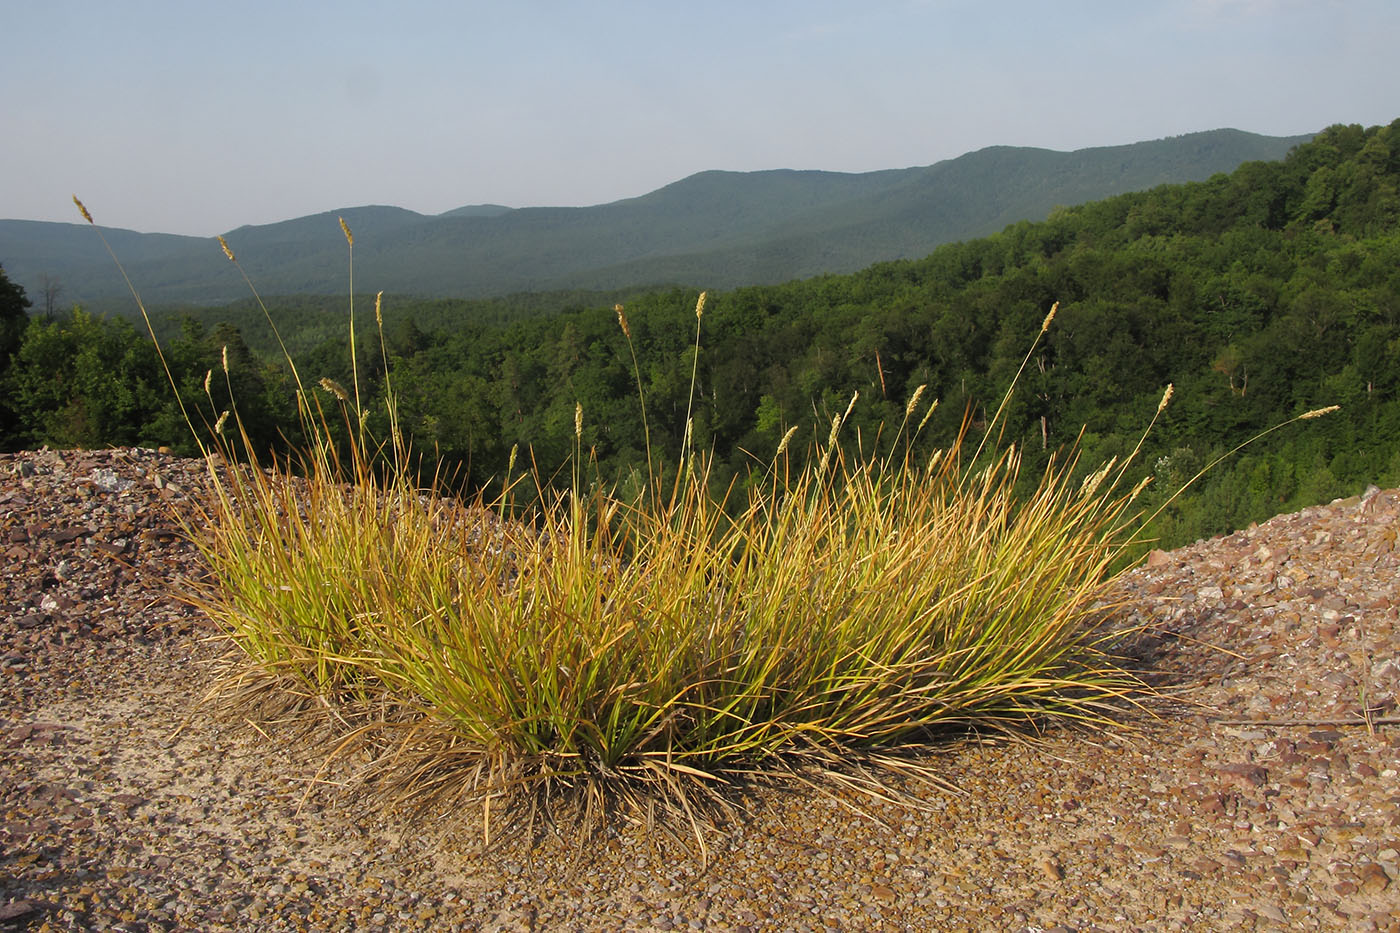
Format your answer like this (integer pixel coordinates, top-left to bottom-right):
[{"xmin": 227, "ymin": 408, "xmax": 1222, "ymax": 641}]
[
  {"xmin": 1157, "ymin": 383, "xmax": 1174, "ymax": 415},
  {"xmin": 905, "ymin": 384, "xmax": 927, "ymax": 420},
  {"xmin": 575, "ymin": 401, "xmax": 583, "ymax": 438},
  {"xmin": 1041, "ymin": 301, "xmax": 1058, "ymax": 333},
  {"xmin": 221, "ymin": 345, "xmax": 229, "ymax": 373},
  {"xmin": 695, "ymin": 291, "xmax": 707, "ymax": 319},
  {"xmin": 818, "ymin": 414, "xmax": 842, "ymax": 471},
  {"xmin": 213, "ymin": 410, "xmax": 229, "ymax": 435},
  {"xmin": 917, "ymin": 398, "xmax": 940, "ymax": 433},
  {"xmin": 375, "ymin": 291, "xmax": 383, "ymax": 327},
  {"xmin": 775, "ymin": 425, "xmax": 799, "ymax": 457},
  {"xmin": 1079, "ymin": 458, "xmax": 1115, "ymax": 497},
  {"xmin": 1299, "ymin": 404, "xmax": 1340, "ymax": 420},
  {"xmin": 615, "ymin": 304, "xmax": 631, "ymax": 338},
  {"xmin": 203, "ymin": 369, "xmax": 212, "ymax": 396},
  {"xmin": 339, "ymin": 216, "xmax": 354, "ymax": 247},
  {"xmin": 72, "ymin": 196, "xmax": 94, "ymax": 225},
  {"xmin": 842, "ymin": 390, "xmax": 859, "ymax": 423},
  {"xmin": 217, "ymin": 235, "xmax": 236, "ymax": 262},
  {"xmin": 319, "ymin": 377, "xmax": 350, "ymax": 402}
]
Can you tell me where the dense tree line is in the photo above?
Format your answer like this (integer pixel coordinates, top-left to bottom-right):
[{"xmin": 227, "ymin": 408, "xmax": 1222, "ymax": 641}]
[
  {"xmin": 3, "ymin": 120, "xmax": 1398, "ymax": 549},
  {"xmin": 0, "ymin": 293, "xmax": 293, "ymax": 458}
]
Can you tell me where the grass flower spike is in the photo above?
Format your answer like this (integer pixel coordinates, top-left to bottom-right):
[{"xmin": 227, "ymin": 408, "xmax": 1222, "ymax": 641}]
[{"xmin": 319, "ymin": 377, "xmax": 349, "ymax": 402}]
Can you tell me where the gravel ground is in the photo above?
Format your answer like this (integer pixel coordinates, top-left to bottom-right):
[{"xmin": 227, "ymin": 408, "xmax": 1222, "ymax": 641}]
[{"xmin": 1, "ymin": 447, "xmax": 1397, "ymax": 932}]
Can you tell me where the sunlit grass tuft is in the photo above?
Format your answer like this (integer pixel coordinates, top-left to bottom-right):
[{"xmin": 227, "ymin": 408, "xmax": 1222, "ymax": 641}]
[
  {"xmin": 75, "ymin": 198, "xmax": 1336, "ymax": 851},
  {"xmin": 187, "ymin": 408, "xmax": 1155, "ymax": 848},
  {"xmin": 177, "ymin": 297, "xmax": 1158, "ymax": 846}
]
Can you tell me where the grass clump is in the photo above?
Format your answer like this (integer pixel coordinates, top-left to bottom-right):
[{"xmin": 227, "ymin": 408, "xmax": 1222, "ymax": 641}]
[
  {"xmin": 185, "ymin": 299, "xmax": 1154, "ymax": 845},
  {"xmin": 72, "ymin": 199, "xmax": 1332, "ymax": 848}
]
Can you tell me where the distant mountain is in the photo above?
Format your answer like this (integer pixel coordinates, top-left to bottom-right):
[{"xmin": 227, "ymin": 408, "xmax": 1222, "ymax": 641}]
[
  {"xmin": 438, "ymin": 204, "xmax": 514, "ymax": 219},
  {"xmin": 0, "ymin": 128, "xmax": 1313, "ymax": 310}
]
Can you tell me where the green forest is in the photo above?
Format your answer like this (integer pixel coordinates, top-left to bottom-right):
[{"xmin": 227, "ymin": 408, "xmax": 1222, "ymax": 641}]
[{"xmin": 2, "ymin": 120, "xmax": 1398, "ymax": 551}]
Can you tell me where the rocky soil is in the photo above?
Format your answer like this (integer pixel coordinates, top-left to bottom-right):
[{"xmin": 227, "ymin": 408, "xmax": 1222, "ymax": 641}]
[{"xmin": 1, "ymin": 447, "xmax": 1397, "ymax": 932}]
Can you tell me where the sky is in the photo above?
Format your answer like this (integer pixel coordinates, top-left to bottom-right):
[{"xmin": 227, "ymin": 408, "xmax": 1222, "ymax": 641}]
[{"xmin": 3, "ymin": 0, "xmax": 1397, "ymax": 237}]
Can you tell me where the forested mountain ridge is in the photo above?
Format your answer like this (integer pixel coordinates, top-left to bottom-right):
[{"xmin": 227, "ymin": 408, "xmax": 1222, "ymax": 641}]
[
  {"xmin": 1, "ymin": 128, "xmax": 1309, "ymax": 311},
  {"xmin": 1, "ymin": 120, "xmax": 1394, "ymax": 551}
]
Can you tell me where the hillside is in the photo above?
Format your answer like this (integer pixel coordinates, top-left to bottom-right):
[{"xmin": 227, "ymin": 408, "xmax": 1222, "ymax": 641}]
[
  {"xmin": 1, "ymin": 128, "xmax": 1310, "ymax": 309},
  {"xmin": 3, "ymin": 120, "xmax": 1394, "ymax": 554}
]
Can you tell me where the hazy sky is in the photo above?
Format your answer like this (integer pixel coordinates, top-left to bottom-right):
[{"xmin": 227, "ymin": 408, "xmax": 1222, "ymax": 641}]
[{"xmin": 4, "ymin": 0, "xmax": 1396, "ymax": 236}]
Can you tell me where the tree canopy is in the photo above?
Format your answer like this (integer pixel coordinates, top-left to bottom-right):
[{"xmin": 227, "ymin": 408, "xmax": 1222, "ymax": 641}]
[
  {"xmin": 0, "ymin": 264, "xmax": 34, "ymax": 437},
  {"xmin": 4, "ymin": 119, "xmax": 1398, "ymax": 550}
]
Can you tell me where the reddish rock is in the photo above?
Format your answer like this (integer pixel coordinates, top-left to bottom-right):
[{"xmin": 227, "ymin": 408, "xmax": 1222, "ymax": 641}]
[
  {"xmin": 1217, "ymin": 763, "xmax": 1268, "ymax": 789},
  {"xmin": 1357, "ymin": 862, "xmax": 1391, "ymax": 894},
  {"xmin": 0, "ymin": 901, "xmax": 38, "ymax": 922}
]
